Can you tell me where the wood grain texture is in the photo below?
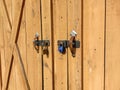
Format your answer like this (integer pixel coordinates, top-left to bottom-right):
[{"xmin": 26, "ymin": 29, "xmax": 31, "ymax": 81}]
[
  {"xmin": 83, "ymin": 0, "xmax": 105, "ymax": 90},
  {"xmin": 0, "ymin": 0, "xmax": 12, "ymax": 89},
  {"xmin": 13, "ymin": 5, "xmax": 29, "ymax": 89},
  {"xmin": 68, "ymin": 0, "xmax": 82, "ymax": 89},
  {"xmin": 105, "ymin": 0, "xmax": 120, "ymax": 90},
  {"xmin": 17, "ymin": 3, "xmax": 28, "ymax": 90},
  {"xmin": 7, "ymin": 59, "xmax": 16, "ymax": 90},
  {"xmin": 4, "ymin": 0, "xmax": 24, "ymax": 89},
  {"xmin": 52, "ymin": 0, "xmax": 68, "ymax": 89},
  {"xmin": 41, "ymin": 0, "xmax": 53, "ymax": 89},
  {"xmin": 0, "ymin": 49, "xmax": 5, "ymax": 90},
  {"xmin": 0, "ymin": 5, "xmax": 3, "ymax": 89},
  {"xmin": 13, "ymin": 45, "xmax": 30, "ymax": 90},
  {"xmin": 0, "ymin": 8, "xmax": 5, "ymax": 87},
  {"xmin": 26, "ymin": 0, "xmax": 42, "ymax": 89},
  {"xmin": 4, "ymin": 0, "xmax": 12, "ymax": 28},
  {"xmin": 0, "ymin": 0, "xmax": 12, "ymax": 29}
]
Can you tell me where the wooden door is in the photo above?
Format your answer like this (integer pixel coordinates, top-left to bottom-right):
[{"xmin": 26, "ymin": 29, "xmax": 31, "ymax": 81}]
[
  {"xmin": 0, "ymin": 0, "xmax": 82, "ymax": 89},
  {"xmin": 0, "ymin": 0, "xmax": 43, "ymax": 89},
  {"xmin": 1, "ymin": 0, "xmax": 120, "ymax": 90}
]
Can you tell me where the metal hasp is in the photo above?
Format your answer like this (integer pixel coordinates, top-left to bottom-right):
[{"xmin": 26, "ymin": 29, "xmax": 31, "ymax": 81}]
[
  {"xmin": 57, "ymin": 40, "xmax": 80, "ymax": 48},
  {"xmin": 33, "ymin": 32, "xmax": 50, "ymax": 54},
  {"xmin": 33, "ymin": 40, "xmax": 50, "ymax": 47},
  {"xmin": 58, "ymin": 30, "xmax": 80, "ymax": 57}
]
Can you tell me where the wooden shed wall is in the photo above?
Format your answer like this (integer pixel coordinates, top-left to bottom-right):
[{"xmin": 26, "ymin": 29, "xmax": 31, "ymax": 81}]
[{"xmin": 0, "ymin": 0, "xmax": 120, "ymax": 90}]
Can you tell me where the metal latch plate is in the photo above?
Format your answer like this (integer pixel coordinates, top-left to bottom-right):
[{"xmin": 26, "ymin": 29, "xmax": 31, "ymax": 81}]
[{"xmin": 34, "ymin": 40, "xmax": 50, "ymax": 46}]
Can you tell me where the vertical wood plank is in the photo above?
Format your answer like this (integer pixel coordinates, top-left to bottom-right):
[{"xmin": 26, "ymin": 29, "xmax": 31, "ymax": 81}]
[
  {"xmin": 0, "ymin": 5, "xmax": 3, "ymax": 89},
  {"xmin": 83, "ymin": 0, "xmax": 105, "ymax": 90},
  {"xmin": 17, "ymin": 2, "xmax": 28, "ymax": 87},
  {"xmin": 68, "ymin": 0, "xmax": 82, "ymax": 89},
  {"xmin": 0, "ymin": 0, "xmax": 12, "ymax": 89},
  {"xmin": 52, "ymin": 0, "xmax": 68, "ymax": 89},
  {"xmin": 3, "ymin": 0, "xmax": 12, "ymax": 68},
  {"xmin": 0, "ymin": 49, "xmax": 6, "ymax": 90},
  {"xmin": 105, "ymin": 0, "xmax": 120, "ymax": 90},
  {"xmin": 26, "ymin": 0, "xmax": 42, "ymax": 89},
  {"xmin": 41, "ymin": 0, "xmax": 53, "ymax": 90},
  {"xmin": 4, "ymin": 0, "xmax": 24, "ymax": 89},
  {"xmin": 0, "ymin": 2, "xmax": 3, "ymax": 59},
  {"xmin": 0, "ymin": 6, "xmax": 6, "ymax": 88},
  {"xmin": 14, "ymin": 4, "xmax": 28, "ymax": 89}
]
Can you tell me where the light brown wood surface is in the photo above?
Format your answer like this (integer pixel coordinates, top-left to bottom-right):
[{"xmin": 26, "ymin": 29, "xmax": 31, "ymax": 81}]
[
  {"xmin": 83, "ymin": 0, "xmax": 105, "ymax": 90},
  {"xmin": 0, "ymin": 4, "xmax": 3, "ymax": 89},
  {"xmin": 1, "ymin": 0, "xmax": 120, "ymax": 90},
  {"xmin": 52, "ymin": 0, "xmax": 68, "ymax": 90},
  {"xmin": 4, "ymin": 0, "xmax": 24, "ymax": 89},
  {"xmin": 0, "ymin": 0, "xmax": 12, "ymax": 89},
  {"xmin": 68, "ymin": 0, "xmax": 82, "ymax": 89},
  {"xmin": 41, "ymin": 0, "xmax": 53, "ymax": 89},
  {"xmin": 105, "ymin": 0, "xmax": 120, "ymax": 90},
  {"xmin": 26, "ymin": 0, "xmax": 42, "ymax": 89}
]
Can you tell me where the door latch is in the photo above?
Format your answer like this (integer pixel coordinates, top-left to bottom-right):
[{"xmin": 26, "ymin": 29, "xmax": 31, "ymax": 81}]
[
  {"xmin": 33, "ymin": 40, "xmax": 50, "ymax": 47},
  {"xmin": 33, "ymin": 33, "xmax": 50, "ymax": 54},
  {"xmin": 58, "ymin": 40, "xmax": 69, "ymax": 53},
  {"xmin": 58, "ymin": 30, "xmax": 80, "ymax": 57}
]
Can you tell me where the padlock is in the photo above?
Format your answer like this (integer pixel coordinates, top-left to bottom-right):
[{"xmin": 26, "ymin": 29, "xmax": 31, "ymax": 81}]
[
  {"xmin": 58, "ymin": 45, "xmax": 65, "ymax": 53},
  {"xmin": 58, "ymin": 41, "xmax": 66, "ymax": 53}
]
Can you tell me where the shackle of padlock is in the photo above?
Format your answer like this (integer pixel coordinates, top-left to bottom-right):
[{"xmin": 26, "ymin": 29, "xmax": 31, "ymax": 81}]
[
  {"xmin": 33, "ymin": 32, "xmax": 50, "ymax": 54},
  {"xmin": 58, "ymin": 30, "xmax": 80, "ymax": 57}
]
